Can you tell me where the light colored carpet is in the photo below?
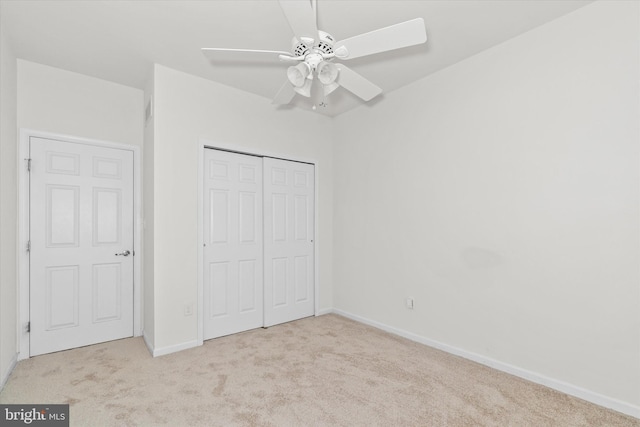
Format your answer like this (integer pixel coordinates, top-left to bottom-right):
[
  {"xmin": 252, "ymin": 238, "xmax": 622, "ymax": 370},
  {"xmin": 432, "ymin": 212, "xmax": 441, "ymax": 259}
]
[{"xmin": 0, "ymin": 314, "xmax": 637, "ymax": 426}]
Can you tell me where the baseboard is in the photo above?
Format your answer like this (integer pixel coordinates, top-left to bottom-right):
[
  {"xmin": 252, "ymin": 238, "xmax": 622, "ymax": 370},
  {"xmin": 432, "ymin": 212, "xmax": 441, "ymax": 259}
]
[
  {"xmin": 150, "ymin": 339, "xmax": 200, "ymax": 358},
  {"xmin": 332, "ymin": 308, "xmax": 640, "ymax": 420},
  {"xmin": 0, "ymin": 353, "xmax": 18, "ymax": 391},
  {"xmin": 142, "ymin": 331, "xmax": 154, "ymax": 357}
]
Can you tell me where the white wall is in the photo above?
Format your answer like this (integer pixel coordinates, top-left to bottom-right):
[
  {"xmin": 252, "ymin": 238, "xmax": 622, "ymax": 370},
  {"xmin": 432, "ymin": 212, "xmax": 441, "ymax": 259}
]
[
  {"xmin": 333, "ymin": 0, "xmax": 639, "ymax": 412},
  {"xmin": 150, "ymin": 65, "xmax": 333, "ymax": 351},
  {"xmin": 143, "ymin": 72, "xmax": 155, "ymax": 348},
  {"xmin": 0, "ymin": 25, "xmax": 18, "ymax": 387},
  {"xmin": 17, "ymin": 60, "xmax": 143, "ymax": 147}
]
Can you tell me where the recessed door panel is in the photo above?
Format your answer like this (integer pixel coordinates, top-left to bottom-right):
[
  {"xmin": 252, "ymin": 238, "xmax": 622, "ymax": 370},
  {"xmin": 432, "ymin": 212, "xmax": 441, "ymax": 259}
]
[
  {"xmin": 294, "ymin": 171, "xmax": 308, "ymax": 188},
  {"xmin": 93, "ymin": 157, "xmax": 122, "ymax": 180},
  {"xmin": 47, "ymin": 152, "xmax": 79, "ymax": 176},
  {"xmin": 238, "ymin": 260, "xmax": 256, "ymax": 313},
  {"xmin": 46, "ymin": 266, "xmax": 79, "ymax": 330},
  {"xmin": 272, "ymin": 258, "xmax": 288, "ymax": 307},
  {"xmin": 239, "ymin": 164, "xmax": 257, "ymax": 183},
  {"xmin": 272, "ymin": 194, "xmax": 287, "ymax": 242},
  {"xmin": 294, "ymin": 256, "xmax": 309, "ymax": 302},
  {"xmin": 210, "ymin": 190, "xmax": 229, "ymax": 244},
  {"xmin": 210, "ymin": 160, "xmax": 229, "ymax": 180},
  {"xmin": 294, "ymin": 195, "xmax": 308, "ymax": 241},
  {"xmin": 30, "ymin": 136, "xmax": 134, "ymax": 356},
  {"xmin": 92, "ymin": 263, "xmax": 122, "ymax": 323},
  {"xmin": 239, "ymin": 192, "xmax": 257, "ymax": 243},
  {"xmin": 47, "ymin": 185, "xmax": 79, "ymax": 248},
  {"xmin": 271, "ymin": 168, "xmax": 287, "ymax": 186},
  {"xmin": 210, "ymin": 262, "xmax": 229, "ymax": 317},
  {"xmin": 93, "ymin": 188, "xmax": 121, "ymax": 245}
]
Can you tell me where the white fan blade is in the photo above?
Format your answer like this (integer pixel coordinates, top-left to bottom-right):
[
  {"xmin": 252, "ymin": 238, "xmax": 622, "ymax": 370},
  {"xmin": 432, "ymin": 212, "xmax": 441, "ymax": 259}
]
[
  {"xmin": 202, "ymin": 47, "xmax": 292, "ymax": 61},
  {"xmin": 335, "ymin": 64, "xmax": 382, "ymax": 101},
  {"xmin": 278, "ymin": 0, "xmax": 318, "ymax": 40},
  {"xmin": 272, "ymin": 81, "xmax": 296, "ymax": 104},
  {"xmin": 333, "ymin": 18, "xmax": 427, "ymax": 60}
]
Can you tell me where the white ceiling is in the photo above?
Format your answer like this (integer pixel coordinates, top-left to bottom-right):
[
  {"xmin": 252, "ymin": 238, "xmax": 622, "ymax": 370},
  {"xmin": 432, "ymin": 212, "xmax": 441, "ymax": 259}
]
[{"xmin": 0, "ymin": 0, "xmax": 593, "ymax": 117}]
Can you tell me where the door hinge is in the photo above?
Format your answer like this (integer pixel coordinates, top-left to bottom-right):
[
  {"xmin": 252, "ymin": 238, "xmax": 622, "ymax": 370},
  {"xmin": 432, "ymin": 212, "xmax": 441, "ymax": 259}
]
[
  {"xmin": 26, "ymin": 240, "xmax": 31, "ymax": 253},
  {"xmin": 26, "ymin": 322, "xmax": 30, "ymax": 333},
  {"xmin": 26, "ymin": 158, "xmax": 32, "ymax": 172}
]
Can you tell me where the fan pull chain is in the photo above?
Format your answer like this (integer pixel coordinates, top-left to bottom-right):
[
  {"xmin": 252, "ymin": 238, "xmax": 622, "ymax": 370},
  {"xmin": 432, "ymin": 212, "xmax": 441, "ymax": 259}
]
[{"xmin": 312, "ymin": 90, "xmax": 328, "ymax": 111}]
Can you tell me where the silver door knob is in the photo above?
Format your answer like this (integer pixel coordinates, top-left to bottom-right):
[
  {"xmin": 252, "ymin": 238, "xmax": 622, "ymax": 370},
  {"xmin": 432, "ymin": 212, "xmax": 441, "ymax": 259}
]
[{"xmin": 115, "ymin": 250, "xmax": 131, "ymax": 257}]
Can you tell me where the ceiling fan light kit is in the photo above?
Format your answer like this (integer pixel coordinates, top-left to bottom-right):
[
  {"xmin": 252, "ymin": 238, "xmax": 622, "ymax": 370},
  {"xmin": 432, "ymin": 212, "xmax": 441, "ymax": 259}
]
[
  {"xmin": 287, "ymin": 62, "xmax": 311, "ymax": 88},
  {"xmin": 202, "ymin": 0, "xmax": 427, "ymax": 110},
  {"xmin": 294, "ymin": 79, "xmax": 313, "ymax": 97},
  {"xmin": 317, "ymin": 61, "xmax": 338, "ymax": 85}
]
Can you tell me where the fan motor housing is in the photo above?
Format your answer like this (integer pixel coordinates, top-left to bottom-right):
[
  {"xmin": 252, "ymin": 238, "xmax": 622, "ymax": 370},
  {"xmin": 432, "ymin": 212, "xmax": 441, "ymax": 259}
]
[{"xmin": 292, "ymin": 30, "xmax": 335, "ymax": 57}]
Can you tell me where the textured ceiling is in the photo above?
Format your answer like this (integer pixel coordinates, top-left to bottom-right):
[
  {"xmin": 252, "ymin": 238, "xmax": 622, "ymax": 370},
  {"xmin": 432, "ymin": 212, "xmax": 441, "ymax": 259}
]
[{"xmin": 0, "ymin": 0, "xmax": 593, "ymax": 116}]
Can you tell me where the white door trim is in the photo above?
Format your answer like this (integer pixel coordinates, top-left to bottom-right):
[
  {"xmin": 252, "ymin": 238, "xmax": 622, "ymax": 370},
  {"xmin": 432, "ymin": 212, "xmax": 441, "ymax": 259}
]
[
  {"xmin": 197, "ymin": 139, "xmax": 321, "ymax": 345},
  {"xmin": 18, "ymin": 129, "xmax": 143, "ymax": 360}
]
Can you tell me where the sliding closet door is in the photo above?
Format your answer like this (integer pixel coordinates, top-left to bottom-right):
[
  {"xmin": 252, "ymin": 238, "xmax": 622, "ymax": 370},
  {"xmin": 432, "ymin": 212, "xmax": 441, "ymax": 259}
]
[
  {"xmin": 203, "ymin": 149, "xmax": 263, "ymax": 339},
  {"xmin": 263, "ymin": 158, "xmax": 315, "ymax": 327}
]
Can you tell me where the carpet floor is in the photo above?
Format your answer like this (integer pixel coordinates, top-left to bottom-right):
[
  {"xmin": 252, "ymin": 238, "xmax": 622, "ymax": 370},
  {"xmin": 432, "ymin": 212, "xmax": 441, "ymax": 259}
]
[{"xmin": 0, "ymin": 314, "xmax": 638, "ymax": 426}]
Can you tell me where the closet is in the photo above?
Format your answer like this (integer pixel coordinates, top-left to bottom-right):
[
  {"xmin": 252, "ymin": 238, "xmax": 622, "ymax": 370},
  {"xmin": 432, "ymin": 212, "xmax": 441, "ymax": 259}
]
[{"xmin": 203, "ymin": 148, "xmax": 315, "ymax": 340}]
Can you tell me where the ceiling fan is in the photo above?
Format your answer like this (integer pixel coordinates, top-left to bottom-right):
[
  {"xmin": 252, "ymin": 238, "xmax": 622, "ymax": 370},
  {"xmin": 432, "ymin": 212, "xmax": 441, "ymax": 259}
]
[{"xmin": 202, "ymin": 0, "xmax": 427, "ymax": 107}]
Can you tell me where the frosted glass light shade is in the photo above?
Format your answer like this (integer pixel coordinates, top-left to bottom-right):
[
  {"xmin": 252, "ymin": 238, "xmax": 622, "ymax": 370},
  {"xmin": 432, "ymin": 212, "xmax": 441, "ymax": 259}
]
[{"xmin": 287, "ymin": 63, "xmax": 311, "ymax": 88}]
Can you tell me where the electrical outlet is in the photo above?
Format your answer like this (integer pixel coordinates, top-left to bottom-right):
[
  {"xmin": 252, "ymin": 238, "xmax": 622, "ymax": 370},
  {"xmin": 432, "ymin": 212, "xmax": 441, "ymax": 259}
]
[
  {"xmin": 405, "ymin": 297, "xmax": 414, "ymax": 310},
  {"xmin": 184, "ymin": 303, "xmax": 193, "ymax": 316}
]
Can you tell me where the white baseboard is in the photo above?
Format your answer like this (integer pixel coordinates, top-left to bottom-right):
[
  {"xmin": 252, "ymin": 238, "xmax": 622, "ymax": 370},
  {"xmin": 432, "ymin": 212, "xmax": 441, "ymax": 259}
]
[
  {"xmin": 149, "ymin": 339, "xmax": 200, "ymax": 358},
  {"xmin": 332, "ymin": 308, "xmax": 640, "ymax": 420},
  {"xmin": 142, "ymin": 331, "xmax": 154, "ymax": 357},
  {"xmin": 0, "ymin": 353, "xmax": 18, "ymax": 391}
]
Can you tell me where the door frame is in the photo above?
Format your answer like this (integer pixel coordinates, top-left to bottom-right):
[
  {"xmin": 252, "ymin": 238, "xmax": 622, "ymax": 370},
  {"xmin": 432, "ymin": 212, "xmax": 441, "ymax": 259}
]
[
  {"xmin": 18, "ymin": 129, "xmax": 143, "ymax": 359},
  {"xmin": 197, "ymin": 139, "xmax": 320, "ymax": 345}
]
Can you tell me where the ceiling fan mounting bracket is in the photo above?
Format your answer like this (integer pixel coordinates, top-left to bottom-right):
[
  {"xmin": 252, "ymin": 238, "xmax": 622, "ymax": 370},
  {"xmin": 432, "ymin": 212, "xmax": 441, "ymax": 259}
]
[{"xmin": 305, "ymin": 52, "xmax": 325, "ymax": 71}]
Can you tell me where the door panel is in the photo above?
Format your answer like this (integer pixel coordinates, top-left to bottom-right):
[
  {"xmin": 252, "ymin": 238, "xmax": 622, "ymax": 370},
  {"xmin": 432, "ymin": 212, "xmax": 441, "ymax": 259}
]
[
  {"xmin": 203, "ymin": 149, "xmax": 263, "ymax": 339},
  {"xmin": 92, "ymin": 263, "xmax": 122, "ymax": 322},
  {"xmin": 46, "ymin": 265, "xmax": 79, "ymax": 329},
  {"xmin": 263, "ymin": 158, "xmax": 314, "ymax": 327},
  {"xmin": 47, "ymin": 185, "xmax": 79, "ymax": 246},
  {"xmin": 30, "ymin": 137, "xmax": 134, "ymax": 356}
]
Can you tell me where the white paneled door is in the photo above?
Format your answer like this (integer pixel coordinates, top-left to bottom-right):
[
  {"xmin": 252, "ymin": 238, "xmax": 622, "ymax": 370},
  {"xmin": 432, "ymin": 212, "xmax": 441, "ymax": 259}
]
[
  {"xmin": 29, "ymin": 137, "xmax": 134, "ymax": 356},
  {"xmin": 263, "ymin": 158, "xmax": 315, "ymax": 327},
  {"xmin": 203, "ymin": 150, "xmax": 315, "ymax": 339},
  {"xmin": 203, "ymin": 149, "xmax": 263, "ymax": 339}
]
